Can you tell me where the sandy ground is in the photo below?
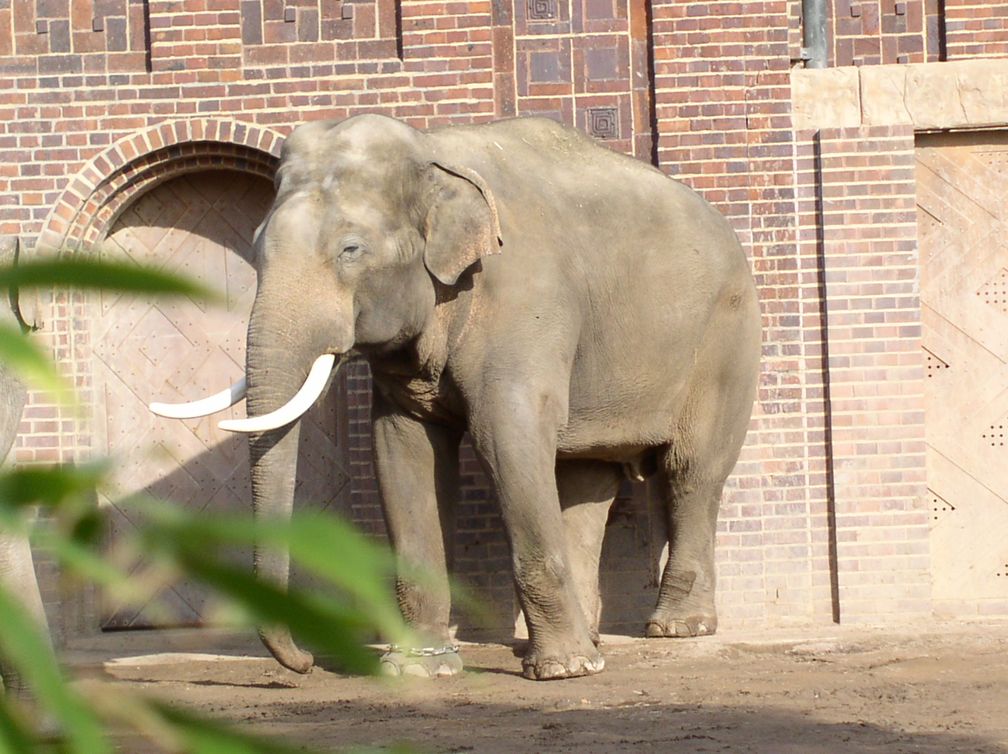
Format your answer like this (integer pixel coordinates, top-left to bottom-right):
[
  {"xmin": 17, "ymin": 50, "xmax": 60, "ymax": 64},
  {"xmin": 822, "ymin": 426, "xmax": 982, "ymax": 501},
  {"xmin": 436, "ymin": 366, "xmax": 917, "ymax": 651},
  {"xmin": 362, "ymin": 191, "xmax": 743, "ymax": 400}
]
[{"xmin": 65, "ymin": 621, "xmax": 1008, "ymax": 753}]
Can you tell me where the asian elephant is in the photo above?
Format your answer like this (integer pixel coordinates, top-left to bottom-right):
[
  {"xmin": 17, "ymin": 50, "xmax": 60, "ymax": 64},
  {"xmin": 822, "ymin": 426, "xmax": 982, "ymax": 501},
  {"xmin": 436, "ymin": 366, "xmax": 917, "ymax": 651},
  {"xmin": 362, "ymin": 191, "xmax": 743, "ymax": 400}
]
[
  {"xmin": 150, "ymin": 114, "xmax": 761, "ymax": 681},
  {"xmin": 0, "ymin": 238, "xmax": 55, "ymax": 702}
]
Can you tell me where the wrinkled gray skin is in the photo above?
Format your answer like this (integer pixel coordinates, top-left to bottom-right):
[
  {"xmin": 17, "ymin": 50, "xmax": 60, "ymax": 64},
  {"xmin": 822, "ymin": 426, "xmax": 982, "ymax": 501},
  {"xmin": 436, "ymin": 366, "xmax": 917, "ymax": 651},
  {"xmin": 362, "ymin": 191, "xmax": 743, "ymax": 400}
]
[
  {"xmin": 245, "ymin": 115, "xmax": 760, "ymax": 680},
  {"xmin": 0, "ymin": 243, "xmax": 54, "ymax": 701}
]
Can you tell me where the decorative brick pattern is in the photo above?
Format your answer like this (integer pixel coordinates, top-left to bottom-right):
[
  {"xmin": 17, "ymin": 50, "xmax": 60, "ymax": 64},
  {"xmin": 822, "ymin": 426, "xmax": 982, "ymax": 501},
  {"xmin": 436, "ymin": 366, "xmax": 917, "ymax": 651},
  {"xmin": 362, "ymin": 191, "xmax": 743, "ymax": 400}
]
[
  {"xmin": 826, "ymin": 0, "xmax": 1008, "ymax": 65},
  {"xmin": 240, "ymin": 0, "xmax": 399, "ymax": 68},
  {"xmin": 831, "ymin": 0, "xmax": 926, "ymax": 66},
  {"xmin": 513, "ymin": 0, "xmax": 654, "ymax": 160},
  {"xmin": 0, "ymin": 0, "xmax": 149, "ymax": 74},
  {"xmin": 37, "ymin": 119, "xmax": 283, "ymax": 255},
  {"xmin": 527, "ymin": 0, "xmax": 558, "ymax": 21},
  {"xmin": 586, "ymin": 105, "xmax": 618, "ymax": 138}
]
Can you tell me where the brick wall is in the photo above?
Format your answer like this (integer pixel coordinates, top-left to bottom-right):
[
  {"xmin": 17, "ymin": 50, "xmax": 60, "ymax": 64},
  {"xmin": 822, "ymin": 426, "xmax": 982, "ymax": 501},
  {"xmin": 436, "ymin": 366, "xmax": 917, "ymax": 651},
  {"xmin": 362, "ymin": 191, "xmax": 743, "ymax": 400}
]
[
  {"xmin": 650, "ymin": 0, "xmax": 840, "ymax": 626},
  {"xmin": 796, "ymin": 125, "xmax": 931, "ymax": 621},
  {"xmin": 789, "ymin": 0, "xmax": 1008, "ymax": 66},
  {"xmin": 832, "ymin": 0, "xmax": 926, "ymax": 66},
  {"xmin": 5, "ymin": 0, "xmax": 1007, "ymax": 641},
  {"xmin": 792, "ymin": 52, "xmax": 1008, "ymax": 624},
  {"xmin": 944, "ymin": 0, "xmax": 1008, "ymax": 59}
]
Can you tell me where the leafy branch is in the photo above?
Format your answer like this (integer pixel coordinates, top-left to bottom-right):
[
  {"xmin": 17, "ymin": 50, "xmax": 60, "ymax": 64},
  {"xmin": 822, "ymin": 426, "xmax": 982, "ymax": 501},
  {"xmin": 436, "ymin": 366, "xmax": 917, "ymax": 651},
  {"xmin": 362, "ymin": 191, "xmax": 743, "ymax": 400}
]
[{"xmin": 0, "ymin": 258, "xmax": 409, "ymax": 753}]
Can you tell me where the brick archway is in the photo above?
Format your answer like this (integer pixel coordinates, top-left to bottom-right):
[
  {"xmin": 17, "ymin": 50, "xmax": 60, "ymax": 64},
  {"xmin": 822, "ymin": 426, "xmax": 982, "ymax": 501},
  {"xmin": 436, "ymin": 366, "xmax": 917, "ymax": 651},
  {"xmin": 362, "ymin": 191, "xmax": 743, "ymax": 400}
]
[
  {"xmin": 24, "ymin": 118, "xmax": 286, "ymax": 466},
  {"xmin": 36, "ymin": 119, "xmax": 285, "ymax": 255}
]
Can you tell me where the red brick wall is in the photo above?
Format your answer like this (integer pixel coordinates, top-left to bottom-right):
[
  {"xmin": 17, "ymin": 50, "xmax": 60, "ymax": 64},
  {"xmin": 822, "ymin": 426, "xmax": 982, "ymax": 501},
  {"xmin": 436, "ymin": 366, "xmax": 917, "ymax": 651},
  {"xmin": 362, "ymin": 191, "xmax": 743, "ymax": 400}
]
[
  {"xmin": 510, "ymin": 0, "xmax": 653, "ymax": 158},
  {"xmin": 650, "ymin": 0, "xmax": 841, "ymax": 625},
  {"xmin": 3, "ymin": 0, "xmax": 981, "ymax": 639},
  {"xmin": 795, "ymin": 125, "xmax": 931, "ymax": 620},
  {"xmin": 944, "ymin": 0, "xmax": 1008, "ymax": 59},
  {"xmin": 803, "ymin": 0, "xmax": 1008, "ymax": 66},
  {"xmin": 831, "ymin": 0, "xmax": 926, "ymax": 66}
]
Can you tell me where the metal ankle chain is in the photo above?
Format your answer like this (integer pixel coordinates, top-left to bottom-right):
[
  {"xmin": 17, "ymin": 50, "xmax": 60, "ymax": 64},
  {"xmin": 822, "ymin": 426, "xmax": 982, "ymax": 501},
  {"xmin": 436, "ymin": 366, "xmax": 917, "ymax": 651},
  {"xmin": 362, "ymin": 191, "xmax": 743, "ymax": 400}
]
[{"xmin": 386, "ymin": 644, "xmax": 460, "ymax": 657}]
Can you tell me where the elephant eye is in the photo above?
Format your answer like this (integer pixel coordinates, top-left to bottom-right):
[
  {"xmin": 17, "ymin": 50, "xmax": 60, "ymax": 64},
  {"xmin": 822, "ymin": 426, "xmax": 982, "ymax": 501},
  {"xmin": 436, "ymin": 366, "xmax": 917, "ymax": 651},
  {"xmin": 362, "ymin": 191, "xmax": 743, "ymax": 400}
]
[{"xmin": 337, "ymin": 238, "xmax": 367, "ymax": 261}]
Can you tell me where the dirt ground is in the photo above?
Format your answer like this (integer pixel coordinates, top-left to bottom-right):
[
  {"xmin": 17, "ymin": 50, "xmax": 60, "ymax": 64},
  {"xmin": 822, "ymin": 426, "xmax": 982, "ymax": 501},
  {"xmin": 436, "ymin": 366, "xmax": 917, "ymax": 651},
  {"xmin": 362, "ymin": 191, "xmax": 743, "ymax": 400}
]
[{"xmin": 67, "ymin": 620, "xmax": 1008, "ymax": 753}]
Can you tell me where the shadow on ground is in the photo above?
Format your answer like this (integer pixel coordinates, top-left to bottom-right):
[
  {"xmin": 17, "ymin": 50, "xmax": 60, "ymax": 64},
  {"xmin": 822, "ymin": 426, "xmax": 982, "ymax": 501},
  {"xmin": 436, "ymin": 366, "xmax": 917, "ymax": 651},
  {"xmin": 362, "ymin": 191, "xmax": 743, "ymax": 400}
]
[
  {"xmin": 82, "ymin": 624, "xmax": 1008, "ymax": 754},
  {"xmin": 255, "ymin": 697, "xmax": 1004, "ymax": 753}
]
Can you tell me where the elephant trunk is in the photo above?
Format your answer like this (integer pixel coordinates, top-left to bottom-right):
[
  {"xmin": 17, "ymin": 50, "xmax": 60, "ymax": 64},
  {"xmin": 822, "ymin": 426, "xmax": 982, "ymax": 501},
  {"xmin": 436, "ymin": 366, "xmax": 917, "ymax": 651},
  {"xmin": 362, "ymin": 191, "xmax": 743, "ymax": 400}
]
[{"xmin": 245, "ymin": 339, "xmax": 315, "ymax": 674}]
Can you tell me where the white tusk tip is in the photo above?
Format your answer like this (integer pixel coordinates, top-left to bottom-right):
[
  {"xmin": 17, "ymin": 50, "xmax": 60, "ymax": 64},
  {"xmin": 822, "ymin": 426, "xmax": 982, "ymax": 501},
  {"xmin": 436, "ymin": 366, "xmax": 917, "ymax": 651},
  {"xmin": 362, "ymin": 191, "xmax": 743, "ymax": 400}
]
[
  {"xmin": 216, "ymin": 354, "xmax": 337, "ymax": 433},
  {"xmin": 148, "ymin": 378, "xmax": 248, "ymax": 420}
]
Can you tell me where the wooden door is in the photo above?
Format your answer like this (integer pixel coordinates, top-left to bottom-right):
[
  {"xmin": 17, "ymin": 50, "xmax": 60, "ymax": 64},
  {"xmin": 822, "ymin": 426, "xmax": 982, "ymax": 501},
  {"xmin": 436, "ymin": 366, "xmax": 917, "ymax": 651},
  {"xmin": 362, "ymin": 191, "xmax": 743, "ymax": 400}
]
[
  {"xmin": 93, "ymin": 170, "xmax": 350, "ymax": 629},
  {"xmin": 916, "ymin": 133, "xmax": 1008, "ymax": 615}
]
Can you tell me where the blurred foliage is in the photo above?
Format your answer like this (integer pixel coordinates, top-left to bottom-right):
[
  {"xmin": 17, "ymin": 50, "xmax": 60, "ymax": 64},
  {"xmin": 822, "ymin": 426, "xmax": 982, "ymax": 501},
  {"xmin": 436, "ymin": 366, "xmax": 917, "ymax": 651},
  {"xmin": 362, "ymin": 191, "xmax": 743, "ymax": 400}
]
[
  {"xmin": 0, "ymin": 258, "xmax": 411, "ymax": 753},
  {"xmin": 0, "ymin": 257, "xmax": 221, "ymax": 300}
]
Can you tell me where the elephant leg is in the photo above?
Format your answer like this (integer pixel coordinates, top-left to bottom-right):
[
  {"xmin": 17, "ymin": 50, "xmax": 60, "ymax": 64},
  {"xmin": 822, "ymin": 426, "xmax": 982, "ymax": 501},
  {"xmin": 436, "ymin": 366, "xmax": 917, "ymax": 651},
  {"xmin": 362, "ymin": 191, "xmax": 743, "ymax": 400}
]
[
  {"xmin": 470, "ymin": 390, "xmax": 603, "ymax": 681},
  {"xmin": 645, "ymin": 464, "xmax": 725, "ymax": 638},
  {"xmin": 556, "ymin": 460, "xmax": 620, "ymax": 645},
  {"xmin": 646, "ymin": 370, "xmax": 754, "ymax": 640},
  {"xmin": 371, "ymin": 393, "xmax": 463, "ymax": 678},
  {"xmin": 0, "ymin": 529, "xmax": 54, "ymax": 699}
]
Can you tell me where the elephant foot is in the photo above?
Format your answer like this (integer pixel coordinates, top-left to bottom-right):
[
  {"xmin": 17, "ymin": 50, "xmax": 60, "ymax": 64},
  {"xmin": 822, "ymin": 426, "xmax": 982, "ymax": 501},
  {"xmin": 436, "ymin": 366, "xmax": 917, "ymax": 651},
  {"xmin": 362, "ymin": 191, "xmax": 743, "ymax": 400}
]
[
  {"xmin": 379, "ymin": 645, "xmax": 463, "ymax": 678},
  {"xmin": 1, "ymin": 695, "xmax": 61, "ymax": 742},
  {"xmin": 521, "ymin": 645, "xmax": 605, "ymax": 681},
  {"xmin": 34, "ymin": 712, "xmax": 61, "ymax": 742},
  {"xmin": 644, "ymin": 613, "xmax": 717, "ymax": 638}
]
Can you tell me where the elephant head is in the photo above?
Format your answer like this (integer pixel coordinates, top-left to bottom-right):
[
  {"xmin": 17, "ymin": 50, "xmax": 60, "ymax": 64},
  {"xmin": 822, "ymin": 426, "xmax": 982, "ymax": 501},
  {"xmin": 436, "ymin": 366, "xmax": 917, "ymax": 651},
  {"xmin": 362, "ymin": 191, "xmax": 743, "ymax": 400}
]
[{"xmin": 150, "ymin": 115, "xmax": 502, "ymax": 672}]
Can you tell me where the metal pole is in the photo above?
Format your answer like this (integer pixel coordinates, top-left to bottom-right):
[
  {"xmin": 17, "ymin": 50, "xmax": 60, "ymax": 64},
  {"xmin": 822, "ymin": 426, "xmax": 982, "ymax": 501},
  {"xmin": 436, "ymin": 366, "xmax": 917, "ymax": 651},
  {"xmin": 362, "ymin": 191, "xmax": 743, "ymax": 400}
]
[{"xmin": 801, "ymin": 0, "xmax": 828, "ymax": 68}]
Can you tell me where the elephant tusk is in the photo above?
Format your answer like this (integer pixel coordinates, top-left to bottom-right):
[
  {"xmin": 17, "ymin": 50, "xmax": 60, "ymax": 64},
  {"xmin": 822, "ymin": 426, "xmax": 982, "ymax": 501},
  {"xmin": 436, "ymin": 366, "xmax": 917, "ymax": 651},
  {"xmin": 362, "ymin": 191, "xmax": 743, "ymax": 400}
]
[
  {"xmin": 218, "ymin": 354, "xmax": 336, "ymax": 433},
  {"xmin": 149, "ymin": 378, "xmax": 248, "ymax": 419}
]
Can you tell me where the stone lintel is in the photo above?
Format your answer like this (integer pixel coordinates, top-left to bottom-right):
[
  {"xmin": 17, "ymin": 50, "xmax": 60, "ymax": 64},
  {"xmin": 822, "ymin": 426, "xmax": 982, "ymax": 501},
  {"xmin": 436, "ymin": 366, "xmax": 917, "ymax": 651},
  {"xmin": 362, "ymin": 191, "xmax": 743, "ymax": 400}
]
[{"xmin": 792, "ymin": 58, "xmax": 1008, "ymax": 131}]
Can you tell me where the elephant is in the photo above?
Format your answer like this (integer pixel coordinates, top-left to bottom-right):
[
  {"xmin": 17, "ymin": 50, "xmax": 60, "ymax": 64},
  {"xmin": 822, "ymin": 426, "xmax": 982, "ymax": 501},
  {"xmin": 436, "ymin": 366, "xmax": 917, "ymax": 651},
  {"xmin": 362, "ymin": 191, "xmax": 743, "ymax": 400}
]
[
  {"xmin": 0, "ymin": 238, "xmax": 56, "ymax": 703},
  {"xmin": 150, "ymin": 114, "xmax": 761, "ymax": 681}
]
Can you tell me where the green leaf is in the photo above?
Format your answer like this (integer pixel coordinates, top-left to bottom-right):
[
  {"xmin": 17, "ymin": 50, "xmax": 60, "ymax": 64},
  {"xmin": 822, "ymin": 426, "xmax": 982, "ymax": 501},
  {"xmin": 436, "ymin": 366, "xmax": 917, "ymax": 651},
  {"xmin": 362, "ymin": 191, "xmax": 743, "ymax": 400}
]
[
  {"xmin": 0, "ymin": 700, "xmax": 36, "ymax": 754},
  {"xmin": 165, "ymin": 547, "xmax": 384, "ymax": 675},
  {"xmin": 0, "ymin": 586, "xmax": 110, "ymax": 754},
  {"xmin": 0, "ymin": 466, "xmax": 134, "ymax": 605},
  {"xmin": 169, "ymin": 510, "xmax": 397, "ymax": 629},
  {"xmin": 31, "ymin": 528, "xmax": 134, "ymax": 595},
  {"xmin": 283, "ymin": 515, "xmax": 407, "ymax": 638},
  {"xmin": 0, "ymin": 258, "xmax": 220, "ymax": 301},
  {"xmin": 0, "ymin": 324, "xmax": 72, "ymax": 406},
  {"xmin": 0, "ymin": 463, "xmax": 106, "ymax": 512},
  {"xmin": 129, "ymin": 501, "xmax": 409, "ymax": 648}
]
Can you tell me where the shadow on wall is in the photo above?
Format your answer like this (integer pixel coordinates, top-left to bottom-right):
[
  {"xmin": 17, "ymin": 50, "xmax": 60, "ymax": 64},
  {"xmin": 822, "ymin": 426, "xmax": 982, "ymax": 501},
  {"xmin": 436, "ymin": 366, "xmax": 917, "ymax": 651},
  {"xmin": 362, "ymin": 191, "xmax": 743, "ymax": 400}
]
[
  {"xmin": 100, "ymin": 411, "xmax": 659, "ymax": 640},
  {"xmin": 450, "ymin": 452, "xmax": 660, "ymax": 643},
  {"xmin": 597, "ymin": 483, "xmax": 661, "ymax": 636},
  {"xmin": 100, "ymin": 419, "xmax": 351, "ymax": 630}
]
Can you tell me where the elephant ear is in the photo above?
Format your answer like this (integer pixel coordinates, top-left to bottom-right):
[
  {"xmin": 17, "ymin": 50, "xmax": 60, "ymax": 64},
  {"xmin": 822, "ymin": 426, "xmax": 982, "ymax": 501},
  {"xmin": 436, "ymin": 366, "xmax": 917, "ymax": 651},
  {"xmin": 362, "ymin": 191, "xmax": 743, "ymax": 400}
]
[{"xmin": 423, "ymin": 161, "xmax": 503, "ymax": 286}]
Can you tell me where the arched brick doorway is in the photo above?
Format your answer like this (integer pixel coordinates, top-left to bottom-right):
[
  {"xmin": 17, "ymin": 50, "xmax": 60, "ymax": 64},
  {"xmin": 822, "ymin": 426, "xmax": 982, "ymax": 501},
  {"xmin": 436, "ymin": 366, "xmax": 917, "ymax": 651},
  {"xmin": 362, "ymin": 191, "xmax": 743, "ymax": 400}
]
[
  {"xmin": 30, "ymin": 121, "xmax": 353, "ymax": 631},
  {"xmin": 94, "ymin": 168, "xmax": 351, "ymax": 628}
]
